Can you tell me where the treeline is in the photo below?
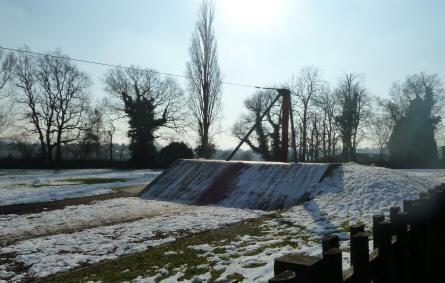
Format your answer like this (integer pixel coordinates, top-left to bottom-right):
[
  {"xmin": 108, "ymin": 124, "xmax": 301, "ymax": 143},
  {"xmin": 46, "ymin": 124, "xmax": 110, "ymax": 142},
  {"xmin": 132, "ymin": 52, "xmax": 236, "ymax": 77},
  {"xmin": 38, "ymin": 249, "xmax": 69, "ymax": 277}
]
[
  {"xmin": 0, "ymin": 50, "xmax": 443, "ymax": 169},
  {"xmin": 0, "ymin": 1, "xmax": 224, "ymax": 168},
  {"xmin": 0, "ymin": 1, "xmax": 444, "ymax": 169},
  {"xmin": 233, "ymin": 67, "xmax": 444, "ymax": 169}
]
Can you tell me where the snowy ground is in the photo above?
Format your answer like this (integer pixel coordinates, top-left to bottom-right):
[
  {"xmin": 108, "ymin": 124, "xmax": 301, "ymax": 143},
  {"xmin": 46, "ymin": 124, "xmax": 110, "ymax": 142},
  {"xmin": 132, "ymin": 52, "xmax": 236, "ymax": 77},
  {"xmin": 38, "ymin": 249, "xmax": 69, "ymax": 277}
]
[
  {"xmin": 0, "ymin": 200, "xmax": 263, "ymax": 282},
  {"xmin": 0, "ymin": 169, "xmax": 161, "ymax": 206},
  {"xmin": 0, "ymin": 165, "xmax": 444, "ymax": 282},
  {"xmin": 129, "ymin": 164, "xmax": 442, "ymax": 282},
  {"xmin": 1, "ymin": 198, "xmax": 208, "ymax": 245},
  {"xmin": 399, "ymin": 168, "xmax": 445, "ymax": 184}
]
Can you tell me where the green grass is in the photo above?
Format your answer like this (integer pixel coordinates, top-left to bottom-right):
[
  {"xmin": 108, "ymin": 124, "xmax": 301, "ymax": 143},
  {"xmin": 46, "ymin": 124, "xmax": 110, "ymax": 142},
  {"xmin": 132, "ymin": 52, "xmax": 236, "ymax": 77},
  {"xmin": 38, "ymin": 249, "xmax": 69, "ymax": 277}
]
[
  {"xmin": 56, "ymin": 177, "xmax": 127, "ymax": 185},
  {"xmin": 339, "ymin": 219, "xmax": 350, "ymax": 232},
  {"xmin": 30, "ymin": 184, "xmax": 66, "ymax": 188},
  {"xmin": 38, "ymin": 217, "xmax": 271, "ymax": 283},
  {"xmin": 212, "ymin": 247, "xmax": 227, "ymax": 254},
  {"xmin": 4, "ymin": 178, "xmax": 128, "ymax": 189},
  {"xmin": 226, "ymin": 273, "xmax": 244, "ymax": 281},
  {"xmin": 243, "ymin": 262, "xmax": 267, "ymax": 269}
]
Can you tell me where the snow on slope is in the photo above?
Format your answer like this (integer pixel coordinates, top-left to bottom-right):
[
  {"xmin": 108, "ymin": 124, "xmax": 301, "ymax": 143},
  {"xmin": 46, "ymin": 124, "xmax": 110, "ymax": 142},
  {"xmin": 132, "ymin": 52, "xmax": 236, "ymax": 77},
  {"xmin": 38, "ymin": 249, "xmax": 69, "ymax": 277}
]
[
  {"xmin": 0, "ymin": 169, "xmax": 161, "ymax": 205},
  {"xmin": 140, "ymin": 159, "xmax": 329, "ymax": 209},
  {"xmin": 399, "ymin": 168, "xmax": 445, "ymax": 184},
  {"xmin": 0, "ymin": 201, "xmax": 263, "ymax": 282},
  {"xmin": 285, "ymin": 163, "xmax": 441, "ymax": 230}
]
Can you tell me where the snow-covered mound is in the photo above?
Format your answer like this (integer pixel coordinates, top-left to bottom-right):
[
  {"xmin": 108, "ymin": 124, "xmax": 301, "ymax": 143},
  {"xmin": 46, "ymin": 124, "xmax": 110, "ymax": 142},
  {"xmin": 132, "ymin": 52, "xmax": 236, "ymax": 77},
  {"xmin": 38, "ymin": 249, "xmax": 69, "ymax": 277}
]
[
  {"xmin": 283, "ymin": 163, "xmax": 441, "ymax": 235},
  {"xmin": 139, "ymin": 159, "xmax": 330, "ymax": 209},
  {"xmin": 141, "ymin": 161, "xmax": 442, "ymax": 212}
]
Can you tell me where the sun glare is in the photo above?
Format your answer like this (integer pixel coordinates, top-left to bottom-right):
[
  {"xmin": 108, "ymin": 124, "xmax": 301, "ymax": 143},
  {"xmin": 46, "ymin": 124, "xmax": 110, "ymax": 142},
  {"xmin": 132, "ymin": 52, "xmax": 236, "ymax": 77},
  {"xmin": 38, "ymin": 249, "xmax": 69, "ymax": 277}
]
[{"xmin": 219, "ymin": 0, "xmax": 283, "ymax": 29}]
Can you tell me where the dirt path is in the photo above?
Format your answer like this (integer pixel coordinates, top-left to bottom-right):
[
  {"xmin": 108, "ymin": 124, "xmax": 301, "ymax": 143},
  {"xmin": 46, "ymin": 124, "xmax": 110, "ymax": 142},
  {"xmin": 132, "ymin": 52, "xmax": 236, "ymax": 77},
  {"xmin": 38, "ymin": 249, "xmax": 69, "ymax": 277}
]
[{"xmin": 0, "ymin": 184, "xmax": 146, "ymax": 215}]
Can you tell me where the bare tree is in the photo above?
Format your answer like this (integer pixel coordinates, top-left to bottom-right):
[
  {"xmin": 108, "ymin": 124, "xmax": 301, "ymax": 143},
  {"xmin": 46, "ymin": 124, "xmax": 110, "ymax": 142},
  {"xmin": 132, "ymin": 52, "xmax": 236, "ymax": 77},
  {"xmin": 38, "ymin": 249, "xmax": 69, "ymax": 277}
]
[
  {"xmin": 383, "ymin": 73, "xmax": 444, "ymax": 124},
  {"xmin": 313, "ymin": 85, "xmax": 341, "ymax": 161},
  {"xmin": 0, "ymin": 50, "xmax": 16, "ymax": 139},
  {"xmin": 370, "ymin": 114, "xmax": 392, "ymax": 161},
  {"xmin": 14, "ymin": 48, "xmax": 91, "ymax": 161},
  {"xmin": 79, "ymin": 107, "xmax": 103, "ymax": 160},
  {"xmin": 104, "ymin": 67, "xmax": 185, "ymax": 165},
  {"xmin": 0, "ymin": 50, "xmax": 15, "ymax": 93},
  {"xmin": 232, "ymin": 90, "xmax": 282, "ymax": 161},
  {"xmin": 79, "ymin": 98, "xmax": 118, "ymax": 161},
  {"xmin": 0, "ymin": 102, "xmax": 14, "ymax": 139},
  {"xmin": 186, "ymin": 0, "xmax": 222, "ymax": 158},
  {"xmin": 335, "ymin": 73, "xmax": 371, "ymax": 162},
  {"xmin": 288, "ymin": 66, "xmax": 323, "ymax": 161},
  {"xmin": 99, "ymin": 97, "xmax": 117, "ymax": 161}
]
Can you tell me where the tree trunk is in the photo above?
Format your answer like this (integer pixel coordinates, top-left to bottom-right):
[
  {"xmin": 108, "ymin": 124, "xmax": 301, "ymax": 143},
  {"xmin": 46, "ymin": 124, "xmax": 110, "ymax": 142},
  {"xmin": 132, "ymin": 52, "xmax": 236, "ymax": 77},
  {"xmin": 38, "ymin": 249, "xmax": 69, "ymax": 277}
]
[{"xmin": 109, "ymin": 133, "xmax": 113, "ymax": 161}]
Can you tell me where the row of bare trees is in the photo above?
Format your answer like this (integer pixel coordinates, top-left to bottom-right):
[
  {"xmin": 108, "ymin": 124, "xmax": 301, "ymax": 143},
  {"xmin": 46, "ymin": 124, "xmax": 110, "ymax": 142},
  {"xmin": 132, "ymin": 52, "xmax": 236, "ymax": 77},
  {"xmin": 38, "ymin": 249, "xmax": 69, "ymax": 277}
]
[
  {"xmin": 233, "ymin": 66, "xmax": 444, "ymax": 166},
  {"xmin": 233, "ymin": 66, "xmax": 376, "ymax": 163},
  {"xmin": 0, "ymin": 0, "xmax": 222, "ymax": 166},
  {"xmin": 0, "ymin": 48, "xmax": 189, "ymax": 163},
  {"xmin": 0, "ymin": 48, "xmax": 110, "ymax": 161},
  {"xmin": 0, "ymin": 0, "xmax": 222, "ymax": 165}
]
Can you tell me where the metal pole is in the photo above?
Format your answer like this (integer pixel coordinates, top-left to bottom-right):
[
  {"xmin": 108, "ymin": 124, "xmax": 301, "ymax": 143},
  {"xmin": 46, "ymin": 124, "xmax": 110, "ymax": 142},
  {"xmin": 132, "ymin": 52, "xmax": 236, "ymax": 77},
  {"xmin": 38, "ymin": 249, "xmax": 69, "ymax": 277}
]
[
  {"xmin": 226, "ymin": 92, "xmax": 282, "ymax": 161},
  {"xmin": 279, "ymin": 89, "xmax": 290, "ymax": 162},
  {"xmin": 288, "ymin": 93, "xmax": 298, "ymax": 163}
]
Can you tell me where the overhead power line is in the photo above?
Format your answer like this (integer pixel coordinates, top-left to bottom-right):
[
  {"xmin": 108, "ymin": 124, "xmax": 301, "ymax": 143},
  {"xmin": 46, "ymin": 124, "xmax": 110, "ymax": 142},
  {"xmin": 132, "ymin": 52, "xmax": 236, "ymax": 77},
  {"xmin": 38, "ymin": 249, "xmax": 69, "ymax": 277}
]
[{"xmin": 0, "ymin": 45, "xmax": 267, "ymax": 90}]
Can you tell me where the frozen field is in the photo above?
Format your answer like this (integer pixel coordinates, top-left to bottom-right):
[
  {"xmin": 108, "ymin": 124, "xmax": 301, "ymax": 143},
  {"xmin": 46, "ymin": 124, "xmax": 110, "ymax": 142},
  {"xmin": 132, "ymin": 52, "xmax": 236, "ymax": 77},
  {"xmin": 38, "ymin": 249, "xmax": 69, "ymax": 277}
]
[
  {"xmin": 0, "ymin": 169, "xmax": 161, "ymax": 206},
  {"xmin": 0, "ymin": 165, "xmax": 444, "ymax": 282}
]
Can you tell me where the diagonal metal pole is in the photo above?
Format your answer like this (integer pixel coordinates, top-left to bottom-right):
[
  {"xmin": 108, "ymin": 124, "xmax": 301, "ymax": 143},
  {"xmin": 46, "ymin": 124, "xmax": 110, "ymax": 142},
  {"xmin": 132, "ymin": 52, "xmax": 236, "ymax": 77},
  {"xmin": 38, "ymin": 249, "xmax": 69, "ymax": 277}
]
[
  {"xmin": 288, "ymin": 93, "xmax": 299, "ymax": 163},
  {"xmin": 226, "ymin": 92, "xmax": 282, "ymax": 161}
]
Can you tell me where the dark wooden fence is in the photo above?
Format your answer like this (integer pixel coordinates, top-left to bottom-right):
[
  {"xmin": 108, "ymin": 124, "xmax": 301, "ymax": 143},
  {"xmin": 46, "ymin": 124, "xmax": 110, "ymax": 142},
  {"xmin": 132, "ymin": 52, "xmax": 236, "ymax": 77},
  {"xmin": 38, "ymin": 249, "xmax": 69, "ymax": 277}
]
[{"xmin": 265, "ymin": 184, "xmax": 445, "ymax": 283}]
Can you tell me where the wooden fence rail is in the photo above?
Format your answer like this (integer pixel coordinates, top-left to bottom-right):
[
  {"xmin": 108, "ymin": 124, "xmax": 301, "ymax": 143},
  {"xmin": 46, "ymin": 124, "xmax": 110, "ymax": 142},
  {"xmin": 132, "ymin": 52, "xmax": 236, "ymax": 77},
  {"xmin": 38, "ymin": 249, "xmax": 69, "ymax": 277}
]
[{"xmin": 266, "ymin": 184, "xmax": 445, "ymax": 283}]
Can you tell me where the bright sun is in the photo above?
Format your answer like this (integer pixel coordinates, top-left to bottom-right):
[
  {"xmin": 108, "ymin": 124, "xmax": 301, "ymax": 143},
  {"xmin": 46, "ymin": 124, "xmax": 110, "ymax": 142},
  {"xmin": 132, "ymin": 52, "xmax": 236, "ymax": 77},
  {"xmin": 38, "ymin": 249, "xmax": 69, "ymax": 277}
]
[{"xmin": 218, "ymin": 0, "xmax": 283, "ymax": 29}]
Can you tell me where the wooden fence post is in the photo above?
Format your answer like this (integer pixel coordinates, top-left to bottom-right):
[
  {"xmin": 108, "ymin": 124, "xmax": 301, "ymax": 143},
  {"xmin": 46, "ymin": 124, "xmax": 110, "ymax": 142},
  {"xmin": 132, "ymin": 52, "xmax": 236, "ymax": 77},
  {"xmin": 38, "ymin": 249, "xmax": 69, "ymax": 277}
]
[
  {"xmin": 322, "ymin": 248, "xmax": 343, "ymax": 283},
  {"xmin": 274, "ymin": 253, "xmax": 322, "ymax": 282},
  {"xmin": 350, "ymin": 231, "xmax": 369, "ymax": 282},
  {"xmin": 419, "ymin": 193, "xmax": 432, "ymax": 283},
  {"xmin": 428, "ymin": 188, "xmax": 440, "ymax": 281},
  {"xmin": 320, "ymin": 235, "xmax": 342, "ymax": 283},
  {"xmin": 375, "ymin": 221, "xmax": 392, "ymax": 283},
  {"xmin": 350, "ymin": 223, "xmax": 365, "ymax": 238},
  {"xmin": 322, "ymin": 234, "xmax": 340, "ymax": 252},
  {"xmin": 268, "ymin": 270, "xmax": 296, "ymax": 283},
  {"xmin": 432, "ymin": 186, "xmax": 445, "ymax": 280},
  {"xmin": 393, "ymin": 211, "xmax": 409, "ymax": 283},
  {"xmin": 389, "ymin": 207, "xmax": 400, "ymax": 223},
  {"xmin": 404, "ymin": 199, "xmax": 422, "ymax": 283},
  {"xmin": 372, "ymin": 215, "xmax": 385, "ymax": 250}
]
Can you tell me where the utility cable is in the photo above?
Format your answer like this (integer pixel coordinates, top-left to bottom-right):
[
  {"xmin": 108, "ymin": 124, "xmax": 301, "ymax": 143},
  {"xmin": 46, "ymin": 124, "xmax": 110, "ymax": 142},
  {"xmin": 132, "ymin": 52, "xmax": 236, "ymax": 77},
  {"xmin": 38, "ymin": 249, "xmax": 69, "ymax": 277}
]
[{"xmin": 0, "ymin": 45, "xmax": 268, "ymax": 90}]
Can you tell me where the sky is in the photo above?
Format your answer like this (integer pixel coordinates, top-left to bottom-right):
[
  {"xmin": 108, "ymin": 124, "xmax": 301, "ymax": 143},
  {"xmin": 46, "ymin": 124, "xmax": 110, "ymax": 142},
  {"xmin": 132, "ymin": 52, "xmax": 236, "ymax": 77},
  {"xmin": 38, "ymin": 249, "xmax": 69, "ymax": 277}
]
[{"xmin": 1, "ymin": 0, "xmax": 444, "ymax": 149}]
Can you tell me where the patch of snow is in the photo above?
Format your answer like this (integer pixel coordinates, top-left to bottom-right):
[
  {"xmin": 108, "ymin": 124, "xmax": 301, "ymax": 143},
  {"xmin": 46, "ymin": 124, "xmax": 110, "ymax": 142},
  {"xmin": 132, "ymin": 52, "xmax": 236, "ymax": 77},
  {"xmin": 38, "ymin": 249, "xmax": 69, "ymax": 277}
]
[
  {"xmin": 188, "ymin": 244, "xmax": 213, "ymax": 252},
  {"xmin": 292, "ymin": 164, "xmax": 439, "ymax": 229},
  {"xmin": 0, "ymin": 169, "xmax": 161, "ymax": 205}
]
